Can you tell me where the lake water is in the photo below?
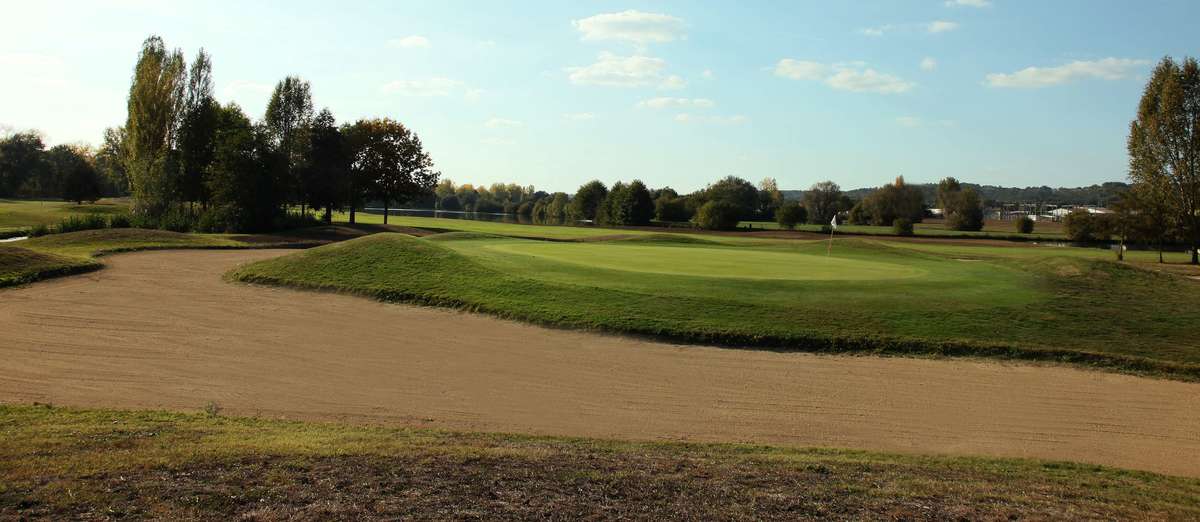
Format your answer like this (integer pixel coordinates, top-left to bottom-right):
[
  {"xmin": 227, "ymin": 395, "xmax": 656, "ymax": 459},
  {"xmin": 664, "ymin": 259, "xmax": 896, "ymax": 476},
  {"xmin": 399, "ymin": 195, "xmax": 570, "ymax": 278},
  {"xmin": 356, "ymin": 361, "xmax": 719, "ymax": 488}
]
[{"xmin": 361, "ymin": 207, "xmax": 540, "ymax": 225}]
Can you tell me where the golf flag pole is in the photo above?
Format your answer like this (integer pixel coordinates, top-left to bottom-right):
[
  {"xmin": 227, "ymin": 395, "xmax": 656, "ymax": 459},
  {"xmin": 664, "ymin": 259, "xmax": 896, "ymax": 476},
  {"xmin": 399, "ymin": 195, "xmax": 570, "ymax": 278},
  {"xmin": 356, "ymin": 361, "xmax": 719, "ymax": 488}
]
[{"xmin": 827, "ymin": 214, "xmax": 838, "ymax": 256}]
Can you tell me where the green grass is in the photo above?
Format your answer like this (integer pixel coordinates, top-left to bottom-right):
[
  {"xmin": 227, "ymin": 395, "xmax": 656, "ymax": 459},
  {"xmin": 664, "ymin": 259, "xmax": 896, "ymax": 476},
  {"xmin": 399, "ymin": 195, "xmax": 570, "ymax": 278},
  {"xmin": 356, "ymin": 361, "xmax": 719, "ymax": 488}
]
[
  {"xmin": 0, "ymin": 198, "xmax": 129, "ymax": 235},
  {"xmin": 0, "ymin": 246, "xmax": 101, "ymax": 287},
  {"xmin": 3, "ymin": 404, "xmax": 1197, "ymax": 519},
  {"xmin": 743, "ymin": 217, "xmax": 1069, "ymax": 240},
  {"xmin": 231, "ymin": 231, "xmax": 1200, "ymax": 380}
]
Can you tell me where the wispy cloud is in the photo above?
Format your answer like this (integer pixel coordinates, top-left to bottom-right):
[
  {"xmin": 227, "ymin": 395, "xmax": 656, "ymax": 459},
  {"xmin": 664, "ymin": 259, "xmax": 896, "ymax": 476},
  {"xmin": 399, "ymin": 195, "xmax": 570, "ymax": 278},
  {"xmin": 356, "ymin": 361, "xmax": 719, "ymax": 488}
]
[
  {"xmin": 927, "ymin": 20, "xmax": 959, "ymax": 33},
  {"xmin": 775, "ymin": 59, "xmax": 914, "ymax": 94},
  {"xmin": 674, "ymin": 113, "xmax": 747, "ymax": 125},
  {"xmin": 920, "ymin": 57, "xmax": 938, "ymax": 71},
  {"xmin": 985, "ymin": 58, "xmax": 1149, "ymax": 88},
  {"xmin": 566, "ymin": 52, "xmax": 669, "ymax": 87},
  {"xmin": 572, "ymin": 10, "xmax": 685, "ymax": 45},
  {"xmin": 945, "ymin": 0, "xmax": 991, "ymax": 7},
  {"xmin": 380, "ymin": 77, "xmax": 464, "ymax": 96},
  {"xmin": 563, "ymin": 112, "xmax": 596, "ymax": 121},
  {"xmin": 637, "ymin": 97, "xmax": 714, "ymax": 109}
]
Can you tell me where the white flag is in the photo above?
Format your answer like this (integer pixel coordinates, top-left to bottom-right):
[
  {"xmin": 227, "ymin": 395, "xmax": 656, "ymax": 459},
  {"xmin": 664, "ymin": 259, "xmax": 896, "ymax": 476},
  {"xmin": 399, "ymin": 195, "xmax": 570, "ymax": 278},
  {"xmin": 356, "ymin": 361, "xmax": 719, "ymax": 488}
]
[{"xmin": 830, "ymin": 214, "xmax": 838, "ymax": 230}]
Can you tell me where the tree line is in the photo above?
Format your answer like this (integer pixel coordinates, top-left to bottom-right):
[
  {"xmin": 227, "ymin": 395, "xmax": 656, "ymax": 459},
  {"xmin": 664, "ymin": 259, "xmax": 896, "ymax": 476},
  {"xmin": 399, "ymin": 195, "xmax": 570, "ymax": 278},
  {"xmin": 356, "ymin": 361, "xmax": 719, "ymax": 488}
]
[{"xmin": 1, "ymin": 35, "xmax": 440, "ymax": 233}]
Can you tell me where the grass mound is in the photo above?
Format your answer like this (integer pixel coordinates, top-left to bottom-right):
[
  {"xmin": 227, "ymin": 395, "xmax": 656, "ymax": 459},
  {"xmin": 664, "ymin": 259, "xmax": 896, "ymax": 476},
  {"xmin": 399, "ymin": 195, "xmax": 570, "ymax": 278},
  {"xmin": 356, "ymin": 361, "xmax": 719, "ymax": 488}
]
[
  {"xmin": 230, "ymin": 233, "xmax": 1200, "ymax": 380},
  {"xmin": 22, "ymin": 228, "xmax": 246, "ymax": 258},
  {"xmin": 3, "ymin": 404, "xmax": 1197, "ymax": 519},
  {"xmin": 0, "ymin": 246, "xmax": 99, "ymax": 287}
]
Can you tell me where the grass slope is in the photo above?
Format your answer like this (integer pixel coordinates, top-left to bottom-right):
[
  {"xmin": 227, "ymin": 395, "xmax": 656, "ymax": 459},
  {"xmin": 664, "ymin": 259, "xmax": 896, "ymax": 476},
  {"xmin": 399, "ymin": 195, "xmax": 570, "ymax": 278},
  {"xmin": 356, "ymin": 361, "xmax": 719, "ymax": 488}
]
[
  {"xmin": 2, "ymin": 404, "xmax": 1197, "ymax": 520},
  {"xmin": 231, "ymin": 233, "xmax": 1200, "ymax": 380},
  {"xmin": 0, "ymin": 246, "xmax": 100, "ymax": 287}
]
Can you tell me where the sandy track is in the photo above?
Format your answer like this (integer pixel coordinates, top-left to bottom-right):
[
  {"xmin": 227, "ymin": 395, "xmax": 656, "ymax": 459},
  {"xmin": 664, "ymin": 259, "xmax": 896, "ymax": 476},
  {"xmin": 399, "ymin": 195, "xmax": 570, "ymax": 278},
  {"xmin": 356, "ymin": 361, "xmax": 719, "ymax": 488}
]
[{"xmin": 2, "ymin": 249, "xmax": 1199, "ymax": 477}]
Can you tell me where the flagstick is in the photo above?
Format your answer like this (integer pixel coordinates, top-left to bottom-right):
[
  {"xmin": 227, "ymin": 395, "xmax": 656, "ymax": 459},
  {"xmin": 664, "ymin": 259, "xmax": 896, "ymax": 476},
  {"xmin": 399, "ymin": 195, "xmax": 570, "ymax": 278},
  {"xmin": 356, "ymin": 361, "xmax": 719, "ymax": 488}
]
[{"xmin": 826, "ymin": 227, "xmax": 834, "ymax": 256}]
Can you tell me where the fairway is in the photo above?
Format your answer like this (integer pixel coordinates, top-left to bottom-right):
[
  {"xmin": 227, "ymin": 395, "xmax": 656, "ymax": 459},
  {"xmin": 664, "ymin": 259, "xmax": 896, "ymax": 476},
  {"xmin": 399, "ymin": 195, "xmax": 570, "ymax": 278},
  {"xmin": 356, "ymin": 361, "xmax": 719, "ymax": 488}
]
[{"xmin": 487, "ymin": 241, "xmax": 926, "ymax": 281}]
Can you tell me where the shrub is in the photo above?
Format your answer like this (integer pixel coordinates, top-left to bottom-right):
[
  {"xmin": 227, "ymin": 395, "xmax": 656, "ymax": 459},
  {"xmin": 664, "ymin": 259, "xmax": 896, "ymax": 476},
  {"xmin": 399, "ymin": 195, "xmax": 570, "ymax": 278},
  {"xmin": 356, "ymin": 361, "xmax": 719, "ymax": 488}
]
[
  {"xmin": 1064, "ymin": 209, "xmax": 1097, "ymax": 242},
  {"xmin": 892, "ymin": 218, "xmax": 914, "ymax": 236},
  {"xmin": 108, "ymin": 214, "xmax": 131, "ymax": 229},
  {"xmin": 775, "ymin": 201, "xmax": 807, "ymax": 230},
  {"xmin": 439, "ymin": 195, "xmax": 462, "ymax": 211},
  {"xmin": 691, "ymin": 200, "xmax": 741, "ymax": 230},
  {"xmin": 157, "ymin": 207, "xmax": 196, "ymax": 233},
  {"xmin": 29, "ymin": 224, "xmax": 50, "ymax": 237},
  {"xmin": 58, "ymin": 214, "xmax": 108, "ymax": 234},
  {"xmin": 1016, "ymin": 216, "xmax": 1034, "ymax": 234}
]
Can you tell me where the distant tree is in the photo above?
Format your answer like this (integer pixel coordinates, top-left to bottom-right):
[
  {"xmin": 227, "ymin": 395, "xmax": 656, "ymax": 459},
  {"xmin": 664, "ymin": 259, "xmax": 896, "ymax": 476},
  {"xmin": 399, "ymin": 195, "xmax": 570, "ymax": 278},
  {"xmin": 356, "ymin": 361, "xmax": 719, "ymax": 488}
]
[
  {"xmin": 691, "ymin": 200, "xmax": 741, "ymax": 230},
  {"xmin": 303, "ymin": 109, "xmax": 349, "ymax": 222},
  {"xmin": 596, "ymin": 181, "xmax": 629, "ymax": 225},
  {"xmin": 702, "ymin": 175, "xmax": 759, "ymax": 220},
  {"xmin": 628, "ymin": 180, "xmax": 655, "ymax": 225},
  {"xmin": 536, "ymin": 192, "xmax": 570, "ymax": 224},
  {"xmin": 1015, "ymin": 216, "xmax": 1035, "ymax": 234},
  {"xmin": 1128, "ymin": 56, "xmax": 1200, "ymax": 264},
  {"xmin": 946, "ymin": 187, "xmax": 985, "ymax": 231},
  {"xmin": 50, "ymin": 146, "xmax": 103, "ymax": 204},
  {"xmin": 125, "ymin": 35, "xmax": 186, "ymax": 217},
  {"xmin": 654, "ymin": 194, "xmax": 690, "ymax": 222},
  {"xmin": 0, "ymin": 131, "xmax": 47, "ymax": 197},
  {"xmin": 94, "ymin": 127, "xmax": 129, "ymax": 196},
  {"xmin": 757, "ymin": 177, "xmax": 783, "ymax": 219},
  {"xmin": 892, "ymin": 217, "xmax": 914, "ymax": 236},
  {"xmin": 439, "ymin": 194, "xmax": 462, "ymax": 211},
  {"xmin": 859, "ymin": 176, "xmax": 925, "ymax": 226},
  {"xmin": 804, "ymin": 180, "xmax": 842, "ymax": 224},
  {"xmin": 205, "ymin": 103, "xmax": 282, "ymax": 232},
  {"xmin": 775, "ymin": 200, "xmax": 806, "ymax": 230},
  {"xmin": 567, "ymin": 180, "xmax": 608, "ymax": 222},
  {"xmin": 344, "ymin": 118, "xmax": 438, "ymax": 224},
  {"xmin": 264, "ymin": 76, "xmax": 314, "ymax": 211},
  {"xmin": 1064, "ymin": 209, "xmax": 1103, "ymax": 242},
  {"xmin": 177, "ymin": 49, "xmax": 219, "ymax": 209},
  {"xmin": 936, "ymin": 177, "xmax": 962, "ymax": 213}
]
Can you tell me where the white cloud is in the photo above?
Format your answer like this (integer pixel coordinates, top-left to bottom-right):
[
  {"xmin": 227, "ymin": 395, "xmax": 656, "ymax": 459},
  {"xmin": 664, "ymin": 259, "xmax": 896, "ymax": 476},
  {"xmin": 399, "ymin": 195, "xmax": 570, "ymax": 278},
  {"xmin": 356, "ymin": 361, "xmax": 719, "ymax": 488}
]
[
  {"xmin": 928, "ymin": 20, "xmax": 959, "ymax": 33},
  {"xmin": 388, "ymin": 35, "xmax": 430, "ymax": 49},
  {"xmin": 702, "ymin": 69, "xmax": 714, "ymax": 79},
  {"xmin": 637, "ymin": 97, "xmax": 714, "ymax": 109},
  {"xmin": 920, "ymin": 57, "xmax": 938, "ymax": 71},
  {"xmin": 485, "ymin": 118, "xmax": 522, "ymax": 129},
  {"xmin": 674, "ymin": 113, "xmax": 747, "ymax": 125},
  {"xmin": 572, "ymin": 10, "xmax": 685, "ymax": 45},
  {"xmin": 658, "ymin": 75, "xmax": 686, "ymax": 90},
  {"xmin": 566, "ymin": 52, "xmax": 668, "ymax": 87},
  {"xmin": 985, "ymin": 58, "xmax": 1150, "ymax": 88},
  {"xmin": 380, "ymin": 77, "xmax": 463, "ymax": 96},
  {"xmin": 945, "ymin": 0, "xmax": 991, "ymax": 7},
  {"xmin": 860, "ymin": 26, "xmax": 890, "ymax": 37},
  {"xmin": 464, "ymin": 88, "xmax": 484, "ymax": 102},
  {"xmin": 563, "ymin": 112, "xmax": 596, "ymax": 121},
  {"xmin": 773, "ymin": 59, "xmax": 829, "ymax": 81},
  {"xmin": 776, "ymin": 59, "xmax": 913, "ymax": 94},
  {"xmin": 827, "ymin": 68, "xmax": 914, "ymax": 93}
]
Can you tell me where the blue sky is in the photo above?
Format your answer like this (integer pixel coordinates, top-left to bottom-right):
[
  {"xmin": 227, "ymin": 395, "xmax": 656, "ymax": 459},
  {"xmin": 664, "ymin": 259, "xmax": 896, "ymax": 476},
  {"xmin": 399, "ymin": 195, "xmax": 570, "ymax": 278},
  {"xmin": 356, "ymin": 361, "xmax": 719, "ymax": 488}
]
[{"xmin": 2, "ymin": 0, "xmax": 1197, "ymax": 193}]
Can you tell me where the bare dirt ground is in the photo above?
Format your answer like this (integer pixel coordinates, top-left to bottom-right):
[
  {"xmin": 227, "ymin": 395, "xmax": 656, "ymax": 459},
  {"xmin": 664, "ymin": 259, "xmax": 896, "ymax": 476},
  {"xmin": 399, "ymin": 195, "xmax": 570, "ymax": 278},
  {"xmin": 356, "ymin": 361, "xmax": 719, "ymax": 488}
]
[{"xmin": 2, "ymin": 249, "xmax": 1198, "ymax": 477}]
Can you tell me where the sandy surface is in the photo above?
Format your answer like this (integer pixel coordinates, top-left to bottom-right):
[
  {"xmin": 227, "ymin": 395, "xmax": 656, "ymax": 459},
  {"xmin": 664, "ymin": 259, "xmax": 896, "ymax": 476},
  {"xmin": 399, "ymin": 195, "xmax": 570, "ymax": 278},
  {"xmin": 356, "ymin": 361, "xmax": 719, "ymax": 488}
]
[{"xmin": 2, "ymin": 249, "xmax": 1198, "ymax": 477}]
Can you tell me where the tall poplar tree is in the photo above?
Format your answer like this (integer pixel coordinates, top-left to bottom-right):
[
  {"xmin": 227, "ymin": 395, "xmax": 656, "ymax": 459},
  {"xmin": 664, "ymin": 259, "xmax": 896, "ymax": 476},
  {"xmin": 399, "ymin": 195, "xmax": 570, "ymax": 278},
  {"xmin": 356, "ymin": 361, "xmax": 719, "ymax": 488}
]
[{"xmin": 125, "ymin": 35, "xmax": 186, "ymax": 216}]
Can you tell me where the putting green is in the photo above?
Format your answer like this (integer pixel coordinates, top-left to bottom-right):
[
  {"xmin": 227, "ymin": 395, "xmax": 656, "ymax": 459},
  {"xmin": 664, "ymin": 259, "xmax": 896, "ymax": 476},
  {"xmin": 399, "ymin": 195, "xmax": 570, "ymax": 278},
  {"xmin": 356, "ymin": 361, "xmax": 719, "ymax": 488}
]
[{"xmin": 485, "ymin": 242, "xmax": 926, "ymax": 281}]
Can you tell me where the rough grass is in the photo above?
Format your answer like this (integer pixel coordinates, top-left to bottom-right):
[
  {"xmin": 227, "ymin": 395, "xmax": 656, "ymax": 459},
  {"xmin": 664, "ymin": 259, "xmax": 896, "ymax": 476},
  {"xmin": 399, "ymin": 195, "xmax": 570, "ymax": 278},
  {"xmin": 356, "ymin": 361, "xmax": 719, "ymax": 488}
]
[
  {"xmin": 0, "ymin": 198, "xmax": 129, "ymax": 234},
  {"xmin": 2, "ymin": 404, "xmax": 1197, "ymax": 520},
  {"xmin": 230, "ymin": 233, "xmax": 1200, "ymax": 380},
  {"xmin": 0, "ymin": 246, "xmax": 100, "ymax": 287}
]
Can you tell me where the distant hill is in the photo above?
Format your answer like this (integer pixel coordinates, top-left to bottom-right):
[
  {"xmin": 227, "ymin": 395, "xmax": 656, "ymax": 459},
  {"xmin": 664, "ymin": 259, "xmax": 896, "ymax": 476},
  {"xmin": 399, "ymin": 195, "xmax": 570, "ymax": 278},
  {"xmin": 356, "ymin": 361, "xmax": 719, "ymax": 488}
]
[{"xmin": 782, "ymin": 182, "xmax": 1130, "ymax": 207}]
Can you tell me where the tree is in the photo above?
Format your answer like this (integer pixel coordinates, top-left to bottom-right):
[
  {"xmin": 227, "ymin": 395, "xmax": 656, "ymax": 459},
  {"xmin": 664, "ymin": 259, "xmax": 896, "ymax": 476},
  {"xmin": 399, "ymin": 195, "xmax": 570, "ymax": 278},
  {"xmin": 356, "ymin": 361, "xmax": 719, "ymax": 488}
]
[
  {"xmin": 567, "ymin": 180, "xmax": 608, "ymax": 222},
  {"xmin": 947, "ymin": 187, "xmax": 985, "ymax": 231},
  {"xmin": 47, "ymin": 145, "xmax": 102, "ymax": 204},
  {"xmin": 177, "ymin": 49, "xmax": 219, "ymax": 209},
  {"xmin": 344, "ymin": 118, "xmax": 438, "ymax": 224},
  {"xmin": 936, "ymin": 177, "xmax": 962, "ymax": 213},
  {"xmin": 0, "ymin": 131, "xmax": 47, "ymax": 197},
  {"xmin": 125, "ymin": 35, "xmax": 186, "ymax": 217},
  {"xmin": 804, "ymin": 180, "xmax": 842, "ymax": 224},
  {"xmin": 205, "ymin": 103, "xmax": 282, "ymax": 232},
  {"xmin": 304, "ymin": 108, "xmax": 349, "ymax": 222},
  {"xmin": 1128, "ymin": 56, "xmax": 1200, "ymax": 264},
  {"xmin": 1015, "ymin": 216, "xmax": 1035, "ymax": 234},
  {"xmin": 264, "ymin": 76, "xmax": 314, "ymax": 211},
  {"xmin": 775, "ymin": 201, "xmax": 806, "ymax": 230},
  {"xmin": 691, "ymin": 200, "xmax": 741, "ymax": 230},
  {"xmin": 858, "ymin": 176, "xmax": 924, "ymax": 226},
  {"xmin": 702, "ymin": 175, "xmax": 759, "ymax": 220},
  {"xmin": 94, "ymin": 127, "xmax": 129, "ymax": 196},
  {"xmin": 758, "ymin": 177, "xmax": 783, "ymax": 219},
  {"xmin": 1064, "ymin": 209, "xmax": 1105, "ymax": 242},
  {"xmin": 596, "ymin": 181, "xmax": 630, "ymax": 225},
  {"xmin": 654, "ymin": 194, "xmax": 690, "ymax": 222},
  {"xmin": 628, "ymin": 180, "xmax": 655, "ymax": 225}
]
